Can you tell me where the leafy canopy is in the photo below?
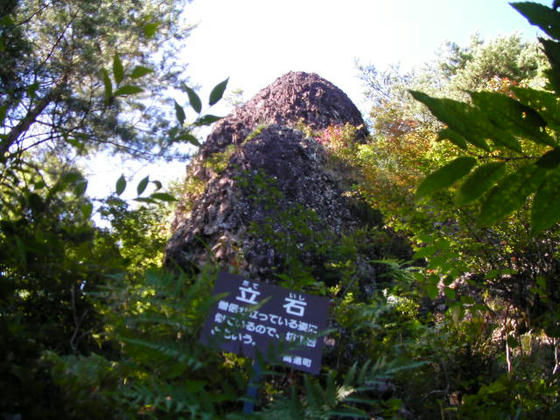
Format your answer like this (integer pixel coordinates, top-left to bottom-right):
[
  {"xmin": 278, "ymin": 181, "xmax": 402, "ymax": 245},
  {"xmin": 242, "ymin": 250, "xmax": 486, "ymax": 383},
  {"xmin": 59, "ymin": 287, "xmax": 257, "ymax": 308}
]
[{"xmin": 412, "ymin": 1, "xmax": 560, "ymax": 234}]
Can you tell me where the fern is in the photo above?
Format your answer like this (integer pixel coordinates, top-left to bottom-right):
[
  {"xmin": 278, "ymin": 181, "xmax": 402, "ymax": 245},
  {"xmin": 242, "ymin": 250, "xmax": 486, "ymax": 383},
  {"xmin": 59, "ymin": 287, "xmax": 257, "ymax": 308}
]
[{"xmin": 259, "ymin": 357, "xmax": 426, "ymax": 418}]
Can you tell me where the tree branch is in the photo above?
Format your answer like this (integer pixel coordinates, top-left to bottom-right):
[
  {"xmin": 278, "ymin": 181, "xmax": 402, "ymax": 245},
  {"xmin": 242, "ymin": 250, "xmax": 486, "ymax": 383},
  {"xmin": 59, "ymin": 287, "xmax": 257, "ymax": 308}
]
[{"xmin": 1, "ymin": 81, "xmax": 66, "ymax": 162}]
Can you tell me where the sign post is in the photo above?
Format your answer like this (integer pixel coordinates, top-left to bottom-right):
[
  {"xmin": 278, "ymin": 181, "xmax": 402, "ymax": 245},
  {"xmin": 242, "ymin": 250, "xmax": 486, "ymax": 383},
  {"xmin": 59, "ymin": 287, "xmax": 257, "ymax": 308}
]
[{"xmin": 200, "ymin": 271, "xmax": 330, "ymax": 410}]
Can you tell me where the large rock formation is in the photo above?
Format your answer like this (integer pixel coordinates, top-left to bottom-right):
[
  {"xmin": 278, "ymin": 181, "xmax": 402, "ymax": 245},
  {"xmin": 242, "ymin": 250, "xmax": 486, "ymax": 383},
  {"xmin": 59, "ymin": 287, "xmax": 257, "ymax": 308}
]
[{"xmin": 165, "ymin": 72, "xmax": 409, "ymax": 292}]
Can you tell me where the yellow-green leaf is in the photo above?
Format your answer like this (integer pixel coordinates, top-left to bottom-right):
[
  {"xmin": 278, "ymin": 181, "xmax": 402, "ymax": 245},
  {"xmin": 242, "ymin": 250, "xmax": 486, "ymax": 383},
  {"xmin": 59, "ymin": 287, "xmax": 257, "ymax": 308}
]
[
  {"xmin": 470, "ymin": 91, "xmax": 550, "ymax": 149},
  {"xmin": 143, "ymin": 22, "xmax": 159, "ymax": 38},
  {"xmin": 410, "ymin": 91, "xmax": 490, "ymax": 151},
  {"xmin": 456, "ymin": 161, "xmax": 506, "ymax": 205},
  {"xmin": 512, "ymin": 87, "xmax": 560, "ymax": 133},
  {"xmin": 479, "ymin": 164, "xmax": 547, "ymax": 226},
  {"xmin": 438, "ymin": 128, "xmax": 468, "ymax": 149},
  {"xmin": 416, "ymin": 157, "xmax": 477, "ymax": 198},
  {"xmin": 532, "ymin": 167, "xmax": 560, "ymax": 234}
]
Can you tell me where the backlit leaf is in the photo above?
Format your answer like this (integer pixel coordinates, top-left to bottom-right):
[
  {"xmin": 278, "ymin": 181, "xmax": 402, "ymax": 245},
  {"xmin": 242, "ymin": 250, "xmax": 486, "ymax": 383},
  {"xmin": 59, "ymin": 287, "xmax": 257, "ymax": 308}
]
[
  {"xmin": 113, "ymin": 54, "xmax": 124, "ymax": 85},
  {"xmin": 479, "ymin": 164, "xmax": 547, "ymax": 226},
  {"xmin": 416, "ymin": 157, "xmax": 477, "ymax": 198},
  {"xmin": 541, "ymin": 39, "xmax": 560, "ymax": 92},
  {"xmin": 536, "ymin": 148, "xmax": 560, "ymax": 169},
  {"xmin": 438, "ymin": 128, "xmax": 468, "ymax": 149},
  {"xmin": 511, "ymin": 2, "xmax": 560, "ymax": 39},
  {"xmin": 130, "ymin": 66, "xmax": 153, "ymax": 79},
  {"xmin": 134, "ymin": 197, "xmax": 156, "ymax": 204},
  {"xmin": 174, "ymin": 100, "xmax": 185, "ymax": 126},
  {"xmin": 532, "ymin": 167, "xmax": 560, "ymax": 234},
  {"xmin": 137, "ymin": 176, "xmax": 149, "ymax": 195},
  {"xmin": 456, "ymin": 161, "xmax": 506, "ymax": 205},
  {"xmin": 193, "ymin": 114, "xmax": 222, "ymax": 126},
  {"xmin": 209, "ymin": 78, "xmax": 229, "ymax": 106},
  {"xmin": 470, "ymin": 91, "xmax": 551, "ymax": 148},
  {"xmin": 185, "ymin": 86, "xmax": 202, "ymax": 114},
  {"xmin": 114, "ymin": 85, "xmax": 143, "ymax": 96},
  {"xmin": 152, "ymin": 180, "xmax": 163, "ymax": 191},
  {"xmin": 512, "ymin": 87, "xmax": 560, "ymax": 133},
  {"xmin": 116, "ymin": 175, "xmax": 126, "ymax": 195},
  {"xmin": 143, "ymin": 22, "xmax": 159, "ymax": 38},
  {"xmin": 81, "ymin": 202, "xmax": 93, "ymax": 219},
  {"xmin": 102, "ymin": 68, "xmax": 112, "ymax": 102},
  {"xmin": 150, "ymin": 192, "xmax": 177, "ymax": 202},
  {"xmin": 178, "ymin": 133, "xmax": 200, "ymax": 146},
  {"xmin": 74, "ymin": 179, "xmax": 88, "ymax": 196},
  {"xmin": 410, "ymin": 91, "xmax": 490, "ymax": 151}
]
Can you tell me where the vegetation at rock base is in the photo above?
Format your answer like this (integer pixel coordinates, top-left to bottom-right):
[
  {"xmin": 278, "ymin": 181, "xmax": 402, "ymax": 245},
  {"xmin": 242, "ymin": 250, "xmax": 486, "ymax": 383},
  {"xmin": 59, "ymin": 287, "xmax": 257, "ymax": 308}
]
[{"xmin": 1, "ymin": 0, "xmax": 560, "ymax": 419}]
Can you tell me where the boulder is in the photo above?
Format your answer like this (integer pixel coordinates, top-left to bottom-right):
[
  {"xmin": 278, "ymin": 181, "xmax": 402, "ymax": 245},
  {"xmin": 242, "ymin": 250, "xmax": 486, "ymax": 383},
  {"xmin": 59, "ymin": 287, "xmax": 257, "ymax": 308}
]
[{"xmin": 165, "ymin": 71, "xmax": 410, "ymax": 292}]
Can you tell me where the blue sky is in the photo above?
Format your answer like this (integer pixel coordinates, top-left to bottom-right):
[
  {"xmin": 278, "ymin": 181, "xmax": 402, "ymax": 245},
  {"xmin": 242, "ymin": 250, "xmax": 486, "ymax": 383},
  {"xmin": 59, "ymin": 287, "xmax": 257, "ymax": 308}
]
[
  {"xmin": 184, "ymin": 0, "xmax": 549, "ymax": 112},
  {"xmin": 86, "ymin": 0, "xmax": 551, "ymax": 199}
]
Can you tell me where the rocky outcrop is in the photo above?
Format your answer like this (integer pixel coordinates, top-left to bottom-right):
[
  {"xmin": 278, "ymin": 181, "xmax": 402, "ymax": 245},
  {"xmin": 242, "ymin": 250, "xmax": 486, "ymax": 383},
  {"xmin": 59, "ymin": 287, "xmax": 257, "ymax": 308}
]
[{"xmin": 165, "ymin": 71, "xmax": 409, "ymax": 291}]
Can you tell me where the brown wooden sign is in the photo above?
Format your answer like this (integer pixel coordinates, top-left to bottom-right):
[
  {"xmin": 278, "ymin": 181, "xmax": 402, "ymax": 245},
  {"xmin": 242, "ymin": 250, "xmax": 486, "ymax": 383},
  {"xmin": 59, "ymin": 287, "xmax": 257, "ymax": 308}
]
[{"xmin": 200, "ymin": 271, "xmax": 330, "ymax": 374}]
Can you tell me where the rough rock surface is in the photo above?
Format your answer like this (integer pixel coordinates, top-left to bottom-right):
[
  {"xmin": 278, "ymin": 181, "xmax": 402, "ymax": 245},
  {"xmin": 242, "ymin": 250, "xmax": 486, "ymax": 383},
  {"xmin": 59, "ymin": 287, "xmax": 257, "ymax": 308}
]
[
  {"xmin": 165, "ymin": 71, "xmax": 408, "ymax": 288},
  {"xmin": 197, "ymin": 71, "xmax": 368, "ymax": 160}
]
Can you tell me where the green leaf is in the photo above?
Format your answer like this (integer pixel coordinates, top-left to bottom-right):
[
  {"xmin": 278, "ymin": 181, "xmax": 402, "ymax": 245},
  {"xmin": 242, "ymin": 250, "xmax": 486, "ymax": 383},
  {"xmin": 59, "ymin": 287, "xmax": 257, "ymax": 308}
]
[
  {"xmin": 116, "ymin": 175, "xmax": 126, "ymax": 196},
  {"xmin": 26, "ymin": 82, "xmax": 39, "ymax": 99},
  {"xmin": 470, "ymin": 91, "xmax": 551, "ymax": 149},
  {"xmin": 143, "ymin": 22, "xmax": 159, "ymax": 38},
  {"xmin": 438, "ymin": 128, "xmax": 468, "ymax": 149},
  {"xmin": 174, "ymin": 100, "xmax": 185, "ymax": 126},
  {"xmin": 102, "ymin": 68, "xmax": 112, "ymax": 102},
  {"xmin": 0, "ymin": 105, "xmax": 6, "ymax": 125},
  {"xmin": 137, "ymin": 176, "xmax": 149, "ymax": 195},
  {"xmin": 512, "ymin": 87, "xmax": 560, "ymax": 133},
  {"xmin": 81, "ymin": 202, "xmax": 93, "ymax": 219},
  {"xmin": 479, "ymin": 164, "xmax": 547, "ymax": 226},
  {"xmin": 114, "ymin": 85, "xmax": 143, "ymax": 96},
  {"xmin": 74, "ymin": 179, "xmax": 88, "ymax": 196},
  {"xmin": 416, "ymin": 157, "xmax": 477, "ymax": 198},
  {"xmin": 193, "ymin": 114, "xmax": 222, "ymax": 126},
  {"xmin": 150, "ymin": 192, "xmax": 177, "ymax": 202},
  {"xmin": 444, "ymin": 287, "xmax": 456, "ymax": 300},
  {"xmin": 130, "ymin": 65, "xmax": 153, "ymax": 79},
  {"xmin": 410, "ymin": 91, "xmax": 490, "ymax": 151},
  {"xmin": 425, "ymin": 283, "xmax": 439, "ymax": 300},
  {"xmin": 209, "ymin": 78, "xmax": 229, "ymax": 106},
  {"xmin": 531, "ymin": 167, "xmax": 560, "ymax": 234},
  {"xmin": 134, "ymin": 197, "xmax": 156, "ymax": 204},
  {"xmin": 536, "ymin": 148, "xmax": 560, "ymax": 169},
  {"xmin": 456, "ymin": 161, "xmax": 506, "ymax": 205},
  {"xmin": 177, "ymin": 133, "xmax": 200, "ymax": 146},
  {"xmin": 541, "ymin": 38, "xmax": 560, "ymax": 67},
  {"xmin": 511, "ymin": 2, "xmax": 560, "ymax": 40},
  {"xmin": 152, "ymin": 180, "xmax": 163, "ymax": 191},
  {"xmin": 113, "ymin": 54, "xmax": 124, "ymax": 85},
  {"xmin": 61, "ymin": 171, "xmax": 83, "ymax": 185},
  {"xmin": 185, "ymin": 86, "xmax": 202, "ymax": 114}
]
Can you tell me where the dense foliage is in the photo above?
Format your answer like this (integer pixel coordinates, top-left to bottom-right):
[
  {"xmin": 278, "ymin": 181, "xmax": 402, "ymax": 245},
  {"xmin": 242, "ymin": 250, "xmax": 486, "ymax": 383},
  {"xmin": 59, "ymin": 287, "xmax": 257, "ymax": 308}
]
[{"xmin": 1, "ymin": 0, "xmax": 559, "ymax": 419}]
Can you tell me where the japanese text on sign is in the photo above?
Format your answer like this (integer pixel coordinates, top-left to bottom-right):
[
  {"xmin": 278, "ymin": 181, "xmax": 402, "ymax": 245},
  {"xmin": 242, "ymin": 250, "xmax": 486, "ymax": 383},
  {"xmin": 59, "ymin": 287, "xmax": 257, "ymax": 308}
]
[{"xmin": 200, "ymin": 272, "xmax": 330, "ymax": 374}]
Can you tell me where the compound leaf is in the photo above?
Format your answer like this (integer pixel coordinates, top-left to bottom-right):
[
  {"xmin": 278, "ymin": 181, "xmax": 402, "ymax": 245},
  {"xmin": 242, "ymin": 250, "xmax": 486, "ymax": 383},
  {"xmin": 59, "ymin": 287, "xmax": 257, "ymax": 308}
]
[{"xmin": 416, "ymin": 157, "xmax": 477, "ymax": 198}]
